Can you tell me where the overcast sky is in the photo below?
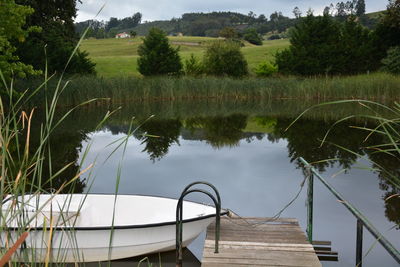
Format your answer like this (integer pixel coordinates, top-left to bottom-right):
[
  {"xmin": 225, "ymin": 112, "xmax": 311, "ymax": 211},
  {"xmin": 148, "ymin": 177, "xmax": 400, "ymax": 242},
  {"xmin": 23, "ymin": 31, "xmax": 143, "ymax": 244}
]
[{"xmin": 76, "ymin": 0, "xmax": 387, "ymax": 22}]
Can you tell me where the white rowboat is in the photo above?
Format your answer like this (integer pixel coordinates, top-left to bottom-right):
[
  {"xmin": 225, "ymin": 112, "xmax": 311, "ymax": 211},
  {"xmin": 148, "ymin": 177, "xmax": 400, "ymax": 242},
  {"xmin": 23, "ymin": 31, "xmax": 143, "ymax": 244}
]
[{"xmin": 1, "ymin": 194, "xmax": 225, "ymax": 262}]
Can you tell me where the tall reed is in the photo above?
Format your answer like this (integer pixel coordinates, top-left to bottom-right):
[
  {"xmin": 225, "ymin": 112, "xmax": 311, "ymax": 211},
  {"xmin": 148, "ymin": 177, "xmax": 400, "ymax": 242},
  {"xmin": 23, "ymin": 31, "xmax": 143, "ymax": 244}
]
[{"xmin": 16, "ymin": 73, "xmax": 400, "ymax": 108}]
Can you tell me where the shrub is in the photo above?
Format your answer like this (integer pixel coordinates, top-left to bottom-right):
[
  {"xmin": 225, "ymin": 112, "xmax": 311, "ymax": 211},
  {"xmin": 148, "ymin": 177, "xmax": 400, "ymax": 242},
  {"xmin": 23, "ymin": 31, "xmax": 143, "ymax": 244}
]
[
  {"xmin": 137, "ymin": 28, "xmax": 182, "ymax": 76},
  {"xmin": 203, "ymin": 41, "xmax": 248, "ymax": 77},
  {"xmin": 184, "ymin": 54, "xmax": 203, "ymax": 76},
  {"xmin": 268, "ymin": 34, "xmax": 281, "ymax": 40},
  {"xmin": 254, "ymin": 61, "xmax": 278, "ymax": 77},
  {"xmin": 243, "ymin": 28, "xmax": 263, "ymax": 45},
  {"xmin": 382, "ymin": 46, "xmax": 400, "ymax": 74}
]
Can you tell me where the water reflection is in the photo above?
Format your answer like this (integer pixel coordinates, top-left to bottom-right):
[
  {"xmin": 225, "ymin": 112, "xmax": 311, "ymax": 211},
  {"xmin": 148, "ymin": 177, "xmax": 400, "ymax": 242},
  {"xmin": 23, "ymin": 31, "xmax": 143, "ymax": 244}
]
[{"xmin": 27, "ymin": 100, "xmax": 400, "ymax": 233}]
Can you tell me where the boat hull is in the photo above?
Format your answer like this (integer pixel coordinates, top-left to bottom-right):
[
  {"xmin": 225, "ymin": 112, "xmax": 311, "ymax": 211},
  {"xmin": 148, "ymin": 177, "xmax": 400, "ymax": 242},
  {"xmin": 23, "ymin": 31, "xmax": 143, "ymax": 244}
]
[
  {"xmin": 1, "ymin": 194, "xmax": 221, "ymax": 262},
  {"xmin": 7, "ymin": 218, "xmax": 213, "ymax": 262}
]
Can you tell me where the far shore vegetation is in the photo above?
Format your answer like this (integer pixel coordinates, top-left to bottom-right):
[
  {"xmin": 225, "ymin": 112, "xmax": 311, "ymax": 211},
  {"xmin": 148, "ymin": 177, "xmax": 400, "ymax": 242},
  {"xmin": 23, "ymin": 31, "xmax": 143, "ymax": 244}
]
[
  {"xmin": 17, "ymin": 73, "xmax": 400, "ymax": 107},
  {"xmin": 1, "ymin": 0, "xmax": 399, "ymax": 107}
]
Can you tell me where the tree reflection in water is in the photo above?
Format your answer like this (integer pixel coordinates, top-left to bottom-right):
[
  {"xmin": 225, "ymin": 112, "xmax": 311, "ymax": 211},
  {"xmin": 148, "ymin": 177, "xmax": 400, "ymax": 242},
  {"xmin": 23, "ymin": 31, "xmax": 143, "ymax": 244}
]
[{"xmin": 25, "ymin": 105, "xmax": 400, "ymax": 229}]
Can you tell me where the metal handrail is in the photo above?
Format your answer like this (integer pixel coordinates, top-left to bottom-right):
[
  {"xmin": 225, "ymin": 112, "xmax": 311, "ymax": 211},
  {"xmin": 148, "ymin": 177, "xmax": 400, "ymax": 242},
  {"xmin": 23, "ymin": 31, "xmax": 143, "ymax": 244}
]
[
  {"xmin": 176, "ymin": 183, "xmax": 222, "ymax": 267},
  {"xmin": 299, "ymin": 157, "xmax": 400, "ymax": 266}
]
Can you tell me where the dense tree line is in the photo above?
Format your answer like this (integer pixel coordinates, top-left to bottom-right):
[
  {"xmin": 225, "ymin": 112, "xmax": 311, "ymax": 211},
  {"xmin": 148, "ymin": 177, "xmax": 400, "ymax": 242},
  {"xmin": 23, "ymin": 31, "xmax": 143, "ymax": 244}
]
[
  {"xmin": 75, "ymin": 1, "xmax": 381, "ymax": 40},
  {"xmin": 75, "ymin": 12, "xmax": 142, "ymax": 38},
  {"xmin": 275, "ymin": 0, "xmax": 400, "ymax": 76}
]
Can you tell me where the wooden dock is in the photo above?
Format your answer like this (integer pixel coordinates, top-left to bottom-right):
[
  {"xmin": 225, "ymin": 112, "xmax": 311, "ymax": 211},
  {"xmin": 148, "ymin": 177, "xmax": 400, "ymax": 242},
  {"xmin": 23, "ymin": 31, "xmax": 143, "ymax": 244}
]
[{"xmin": 201, "ymin": 217, "xmax": 321, "ymax": 267}]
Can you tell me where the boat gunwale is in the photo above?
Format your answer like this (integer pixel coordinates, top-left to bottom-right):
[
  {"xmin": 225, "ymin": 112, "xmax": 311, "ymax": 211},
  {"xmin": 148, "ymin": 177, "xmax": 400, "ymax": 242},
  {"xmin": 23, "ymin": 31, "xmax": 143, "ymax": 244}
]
[{"xmin": 2, "ymin": 193, "xmax": 228, "ymax": 231}]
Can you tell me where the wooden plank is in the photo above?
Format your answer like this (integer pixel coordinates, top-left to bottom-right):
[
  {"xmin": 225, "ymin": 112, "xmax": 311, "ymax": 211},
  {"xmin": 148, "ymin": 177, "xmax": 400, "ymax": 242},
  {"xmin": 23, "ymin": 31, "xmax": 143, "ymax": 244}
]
[{"xmin": 202, "ymin": 217, "xmax": 321, "ymax": 267}]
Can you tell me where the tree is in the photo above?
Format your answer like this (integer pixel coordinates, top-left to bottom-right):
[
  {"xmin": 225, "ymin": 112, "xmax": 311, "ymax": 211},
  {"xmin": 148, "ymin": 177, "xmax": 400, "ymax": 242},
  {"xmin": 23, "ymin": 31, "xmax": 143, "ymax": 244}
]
[
  {"xmin": 243, "ymin": 28, "xmax": 263, "ymax": 45},
  {"xmin": 339, "ymin": 17, "xmax": 374, "ymax": 73},
  {"xmin": 0, "ymin": 0, "xmax": 41, "ymax": 80},
  {"xmin": 14, "ymin": 0, "xmax": 95, "ymax": 75},
  {"xmin": 293, "ymin": 7, "xmax": 302, "ymax": 19},
  {"xmin": 323, "ymin": 6, "xmax": 331, "ymax": 16},
  {"xmin": 275, "ymin": 14, "xmax": 342, "ymax": 75},
  {"xmin": 203, "ymin": 41, "xmax": 248, "ymax": 77},
  {"xmin": 373, "ymin": 0, "xmax": 400, "ymax": 67},
  {"xmin": 381, "ymin": 46, "xmax": 400, "ymax": 74},
  {"xmin": 336, "ymin": 2, "xmax": 347, "ymax": 17},
  {"xmin": 130, "ymin": 31, "xmax": 137, "ymax": 38},
  {"xmin": 219, "ymin": 27, "xmax": 238, "ymax": 39},
  {"xmin": 137, "ymin": 28, "xmax": 182, "ymax": 76},
  {"xmin": 355, "ymin": 0, "xmax": 366, "ymax": 16}
]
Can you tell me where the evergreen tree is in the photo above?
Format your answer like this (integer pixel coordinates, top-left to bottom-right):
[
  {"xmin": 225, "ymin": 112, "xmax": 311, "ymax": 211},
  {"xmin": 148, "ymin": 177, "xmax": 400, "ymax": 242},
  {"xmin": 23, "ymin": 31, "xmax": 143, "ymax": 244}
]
[
  {"xmin": 137, "ymin": 28, "xmax": 182, "ymax": 76},
  {"xmin": 339, "ymin": 17, "xmax": 374, "ymax": 73},
  {"xmin": 275, "ymin": 14, "xmax": 375, "ymax": 75},
  {"xmin": 355, "ymin": 0, "xmax": 366, "ymax": 16},
  {"xmin": 14, "ymin": 0, "xmax": 95, "ymax": 75},
  {"xmin": 275, "ymin": 14, "xmax": 342, "ymax": 75}
]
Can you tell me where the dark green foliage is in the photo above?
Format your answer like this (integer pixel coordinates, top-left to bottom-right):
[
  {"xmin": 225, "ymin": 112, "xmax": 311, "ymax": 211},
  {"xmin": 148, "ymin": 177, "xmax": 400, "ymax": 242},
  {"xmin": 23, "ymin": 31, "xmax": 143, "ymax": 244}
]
[
  {"xmin": 203, "ymin": 41, "xmax": 248, "ymax": 77},
  {"xmin": 275, "ymin": 14, "xmax": 375, "ymax": 75},
  {"xmin": 137, "ymin": 28, "xmax": 182, "ymax": 76},
  {"xmin": 219, "ymin": 27, "xmax": 238, "ymax": 39},
  {"xmin": 184, "ymin": 54, "xmax": 203, "ymax": 76},
  {"xmin": 130, "ymin": 31, "xmax": 137, "ymax": 38},
  {"xmin": 268, "ymin": 35, "xmax": 281, "ymax": 40},
  {"xmin": 373, "ymin": 0, "xmax": 400, "ymax": 63},
  {"xmin": 356, "ymin": 0, "xmax": 366, "ymax": 16},
  {"xmin": 243, "ymin": 28, "xmax": 263, "ymax": 45},
  {"xmin": 382, "ymin": 46, "xmax": 400, "ymax": 74},
  {"xmin": 339, "ymin": 17, "xmax": 375, "ymax": 73},
  {"xmin": 14, "ymin": 0, "xmax": 95, "ymax": 75},
  {"xmin": 275, "ymin": 15, "xmax": 342, "ymax": 75},
  {"xmin": 0, "ymin": 0, "xmax": 41, "ymax": 80}
]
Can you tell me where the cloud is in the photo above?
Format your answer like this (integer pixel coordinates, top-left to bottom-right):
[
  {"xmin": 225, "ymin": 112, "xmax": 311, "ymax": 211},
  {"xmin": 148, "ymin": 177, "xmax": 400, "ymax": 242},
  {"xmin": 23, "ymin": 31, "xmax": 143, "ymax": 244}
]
[{"xmin": 76, "ymin": 0, "xmax": 387, "ymax": 22}]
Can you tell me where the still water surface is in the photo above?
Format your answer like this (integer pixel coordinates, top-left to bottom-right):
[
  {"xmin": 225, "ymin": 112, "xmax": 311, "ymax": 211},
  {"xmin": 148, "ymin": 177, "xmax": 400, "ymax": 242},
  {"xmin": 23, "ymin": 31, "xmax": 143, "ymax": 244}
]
[{"xmin": 43, "ymin": 100, "xmax": 399, "ymax": 266}]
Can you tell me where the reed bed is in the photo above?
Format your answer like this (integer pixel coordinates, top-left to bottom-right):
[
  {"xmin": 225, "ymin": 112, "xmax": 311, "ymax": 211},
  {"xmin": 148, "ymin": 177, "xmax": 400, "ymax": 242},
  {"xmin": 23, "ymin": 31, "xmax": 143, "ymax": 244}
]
[{"xmin": 17, "ymin": 72, "xmax": 400, "ymax": 108}]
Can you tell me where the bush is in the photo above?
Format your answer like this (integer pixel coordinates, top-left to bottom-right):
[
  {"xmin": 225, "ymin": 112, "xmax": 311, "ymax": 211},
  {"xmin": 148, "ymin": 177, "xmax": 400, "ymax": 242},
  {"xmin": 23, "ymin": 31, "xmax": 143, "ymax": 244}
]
[
  {"xmin": 243, "ymin": 28, "xmax": 263, "ymax": 45},
  {"xmin": 268, "ymin": 34, "xmax": 281, "ymax": 40},
  {"xmin": 137, "ymin": 28, "xmax": 182, "ymax": 76},
  {"xmin": 203, "ymin": 41, "xmax": 248, "ymax": 77},
  {"xmin": 254, "ymin": 61, "xmax": 278, "ymax": 77},
  {"xmin": 382, "ymin": 46, "xmax": 400, "ymax": 74},
  {"xmin": 184, "ymin": 54, "xmax": 203, "ymax": 76}
]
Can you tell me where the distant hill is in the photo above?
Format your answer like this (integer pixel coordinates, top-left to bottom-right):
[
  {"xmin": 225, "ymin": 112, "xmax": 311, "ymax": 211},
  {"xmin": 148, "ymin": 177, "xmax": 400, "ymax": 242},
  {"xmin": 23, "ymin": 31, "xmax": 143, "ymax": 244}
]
[{"xmin": 75, "ymin": 9, "xmax": 385, "ymax": 39}]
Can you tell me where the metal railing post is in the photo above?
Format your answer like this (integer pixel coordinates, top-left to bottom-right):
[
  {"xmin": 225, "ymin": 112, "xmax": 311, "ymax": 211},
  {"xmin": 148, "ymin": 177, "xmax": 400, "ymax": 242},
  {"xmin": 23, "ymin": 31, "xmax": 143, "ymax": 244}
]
[
  {"xmin": 306, "ymin": 166, "xmax": 314, "ymax": 243},
  {"xmin": 299, "ymin": 157, "xmax": 400, "ymax": 265},
  {"xmin": 356, "ymin": 219, "xmax": 363, "ymax": 267}
]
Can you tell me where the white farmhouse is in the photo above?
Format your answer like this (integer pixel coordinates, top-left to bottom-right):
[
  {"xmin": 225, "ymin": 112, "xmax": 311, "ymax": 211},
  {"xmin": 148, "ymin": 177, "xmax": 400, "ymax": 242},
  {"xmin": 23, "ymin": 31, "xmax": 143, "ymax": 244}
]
[{"xmin": 115, "ymin": 32, "xmax": 131, "ymax": 39}]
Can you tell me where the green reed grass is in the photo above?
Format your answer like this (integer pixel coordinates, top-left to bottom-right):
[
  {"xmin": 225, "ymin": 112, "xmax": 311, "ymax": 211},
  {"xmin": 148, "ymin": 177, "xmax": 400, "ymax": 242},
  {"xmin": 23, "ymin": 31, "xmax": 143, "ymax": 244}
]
[
  {"xmin": 16, "ymin": 72, "xmax": 400, "ymax": 108},
  {"xmin": 0, "ymin": 19, "xmax": 134, "ymax": 264}
]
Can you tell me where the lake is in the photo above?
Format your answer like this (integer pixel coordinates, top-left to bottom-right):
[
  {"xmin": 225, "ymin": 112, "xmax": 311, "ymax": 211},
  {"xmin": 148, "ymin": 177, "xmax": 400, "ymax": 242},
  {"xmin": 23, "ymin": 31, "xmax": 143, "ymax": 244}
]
[{"xmin": 34, "ymin": 99, "xmax": 399, "ymax": 266}]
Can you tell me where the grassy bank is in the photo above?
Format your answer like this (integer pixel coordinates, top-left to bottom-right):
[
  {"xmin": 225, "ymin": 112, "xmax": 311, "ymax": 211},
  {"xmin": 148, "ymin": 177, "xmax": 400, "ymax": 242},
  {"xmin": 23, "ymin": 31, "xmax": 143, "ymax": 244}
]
[
  {"xmin": 19, "ymin": 72, "xmax": 400, "ymax": 107},
  {"xmin": 80, "ymin": 37, "xmax": 289, "ymax": 77}
]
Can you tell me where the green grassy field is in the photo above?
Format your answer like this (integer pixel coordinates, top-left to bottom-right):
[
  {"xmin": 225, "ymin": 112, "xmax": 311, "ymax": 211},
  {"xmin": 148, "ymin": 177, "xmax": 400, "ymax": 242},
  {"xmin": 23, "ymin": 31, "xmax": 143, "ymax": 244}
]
[{"xmin": 80, "ymin": 37, "xmax": 290, "ymax": 77}]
